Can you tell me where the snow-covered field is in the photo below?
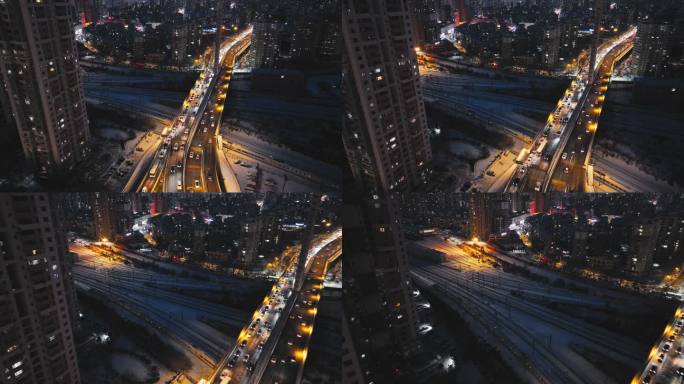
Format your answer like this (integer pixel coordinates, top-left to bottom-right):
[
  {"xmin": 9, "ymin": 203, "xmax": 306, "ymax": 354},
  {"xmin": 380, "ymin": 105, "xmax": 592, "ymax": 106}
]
[
  {"xmin": 70, "ymin": 243, "xmax": 258, "ymax": 379},
  {"xmin": 412, "ymin": 237, "xmax": 649, "ymax": 384}
]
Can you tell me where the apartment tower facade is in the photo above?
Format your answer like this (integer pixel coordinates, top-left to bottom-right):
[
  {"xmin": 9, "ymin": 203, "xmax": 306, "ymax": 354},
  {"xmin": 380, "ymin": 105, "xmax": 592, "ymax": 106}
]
[
  {"xmin": 0, "ymin": 194, "xmax": 81, "ymax": 384},
  {"xmin": 342, "ymin": 0, "xmax": 432, "ymax": 193},
  {"xmin": 0, "ymin": 0, "xmax": 90, "ymax": 179}
]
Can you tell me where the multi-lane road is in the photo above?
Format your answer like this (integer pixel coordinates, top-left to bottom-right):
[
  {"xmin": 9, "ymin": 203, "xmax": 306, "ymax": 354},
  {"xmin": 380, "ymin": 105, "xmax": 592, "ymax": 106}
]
[
  {"xmin": 72, "ymin": 229, "xmax": 341, "ymax": 384},
  {"xmin": 205, "ymin": 230, "xmax": 341, "ymax": 384},
  {"xmin": 548, "ymin": 37, "xmax": 634, "ymax": 192},
  {"xmin": 259, "ymin": 241, "xmax": 341, "ymax": 384},
  {"xmin": 633, "ymin": 306, "xmax": 684, "ymax": 384},
  {"xmin": 505, "ymin": 28, "xmax": 636, "ymax": 192},
  {"xmin": 126, "ymin": 28, "xmax": 251, "ymax": 193}
]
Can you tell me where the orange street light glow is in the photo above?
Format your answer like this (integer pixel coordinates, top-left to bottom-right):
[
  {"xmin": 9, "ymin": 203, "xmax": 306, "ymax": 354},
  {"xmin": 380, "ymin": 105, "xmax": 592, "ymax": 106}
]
[
  {"xmin": 295, "ymin": 348, "xmax": 308, "ymax": 363},
  {"xmin": 648, "ymin": 345, "xmax": 658, "ymax": 360}
]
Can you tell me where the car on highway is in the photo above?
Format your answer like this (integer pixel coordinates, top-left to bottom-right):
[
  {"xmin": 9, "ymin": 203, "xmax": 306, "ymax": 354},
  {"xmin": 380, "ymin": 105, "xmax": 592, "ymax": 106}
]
[
  {"xmin": 270, "ymin": 356, "xmax": 278, "ymax": 364},
  {"xmin": 177, "ymin": 161, "xmax": 182, "ymax": 169},
  {"xmin": 564, "ymin": 167, "xmax": 569, "ymax": 174},
  {"xmin": 194, "ymin": 179, "xmax": 200, "ymax": 189},
  {"xmin": 663, "ymin": 343, "xmax": 671, "ymax": 352},
  {"xmin": 228, "ymin": 357, "xmax": 237, "ymax": 367},
  {"xmin": 534, "ymin": 181, "xmax": 541, "ymax": 192},
  {"xmin": 561, "ymin": 152, "xmax": 567, "ymax": 160},
  {"xmin": 657, "ymin": 353, "xmax": 665, "ymax": 363},
  {"xmin": 243, "ymin": 353, "xmax": 250, "ymax": 362},
  {"xmin": 177, "ymin": 181, "xmax": 182, "ymax": 191},
  {"xmin": 189, "ymin": 152, "xmax": 194, "ymax": 159},
  {"xmin": 677, "ymin": 367, "xmax": 684, "ymax": 376},
  {"xmin": 642, "ymin": 374, "xmax": 651, "ymax": 383},
  {"xmin": 649, "ymin": 365, "xmax": 658, "ymax": 375},
  {"xmin": 173, "ymin": 143, "xmax": 179, "ymax": 151}
]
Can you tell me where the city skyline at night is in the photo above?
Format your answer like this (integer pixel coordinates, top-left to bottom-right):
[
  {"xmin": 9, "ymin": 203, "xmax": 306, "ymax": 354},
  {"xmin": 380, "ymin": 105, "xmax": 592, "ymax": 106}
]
[{"xmin": 3, "ymin": 1, "xmax": 684, "ymax": 384}]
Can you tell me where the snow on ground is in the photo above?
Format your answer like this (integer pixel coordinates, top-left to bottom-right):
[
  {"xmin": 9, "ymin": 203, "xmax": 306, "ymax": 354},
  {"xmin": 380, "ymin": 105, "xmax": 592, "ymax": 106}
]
[
  {"xmin": 96, "ymin": 127, "xmax": 135, "ymax": 141},
  {"xmin": 596, "ymin": 84, "xmax": 684, "ymax": 188},
  {"xmin": 593, "ymin": 149, "xmax": 680, "ymax": 192},
  {"xmin": 411, "ymin": 239, "xmax": 646, "ymax": 383},
  {"xmin": 224, "ymin": 150, "xmax": 315, "ymax": 193},
  {"xmin": 110, "ymin": 353, "xmax": 150, "ymax": 381},
  {"xmin": 71, "ymin": 243, "xmax": 259, "ymax": 378},
  {"xmin": 226, "ymin": 128, "xmax": 340, "ymax": 182},
  {"xmin": 421, "ymin": 68, "xmax": 559, "ymax": 138},
  {"xmin": 449, "ymin": 142, "xmax": 486, "ymax": 159}
]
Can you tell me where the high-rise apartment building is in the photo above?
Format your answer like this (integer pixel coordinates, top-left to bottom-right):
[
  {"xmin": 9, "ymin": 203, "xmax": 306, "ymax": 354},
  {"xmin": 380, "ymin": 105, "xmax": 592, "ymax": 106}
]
[
  {"xmin": 342, "ymin": 0, "xmax": 432, "ymax": 193},
  {"xmin": 632, "ymin": 21, "xmax": 674, "ymax": 78},
  {"xmin": 0, "ymin": 0, "xmax": 90, "ymax": 179},
  {"xmin": 0, "ymin": 194, "xmax": 81, "ymax": 384},
  {"xmin": 627, "ymin": 217, "xmax": 661, "ymax": 275},
  {"xmin": 342, "ymin": 0, "xmax": 428, "ymax": 380},
  {"xmin": 343, "ymin": 192, "xmax": 421, "ymax": 382},
  {"xmin": 541, "ymin": 23, "xmax": 562, "ymax": 69},
  {"xmin": 171, "ymin": 25, "xmax": 189, "ymax": 66},
  {"xmin": 92, "ymin": 192, "xmax": 116, "ymax": 242},
  {"xmin": 252, "ymin": 20, "xmax": 284, "ymax": 68},
  {"xmin": 469, "ymin": 193, "xmax": 493, "ymax": 241},
  {"xmin": 75, "ymin": 0, "xmax": 97, "ymax": 26},
  {"xmin": 239, "ymin": 217, "xmax": 262, "ymax": 267}
]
